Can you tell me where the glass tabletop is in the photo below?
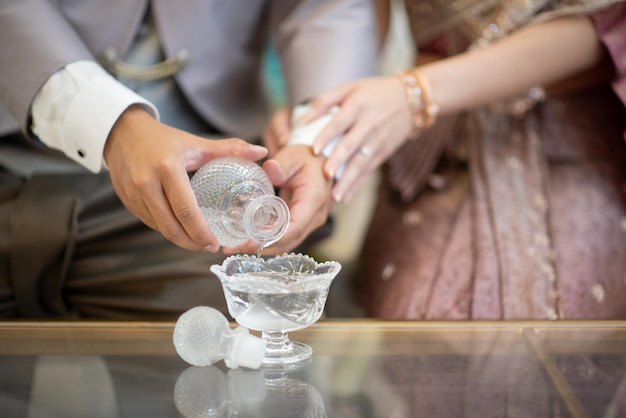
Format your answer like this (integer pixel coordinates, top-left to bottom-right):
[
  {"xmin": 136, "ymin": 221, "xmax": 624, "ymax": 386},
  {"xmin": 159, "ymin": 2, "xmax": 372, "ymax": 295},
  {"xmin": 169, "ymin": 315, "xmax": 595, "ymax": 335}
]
[{"xmin": 0, "ymin": 320, "xmax": 624, "ymax": 417}]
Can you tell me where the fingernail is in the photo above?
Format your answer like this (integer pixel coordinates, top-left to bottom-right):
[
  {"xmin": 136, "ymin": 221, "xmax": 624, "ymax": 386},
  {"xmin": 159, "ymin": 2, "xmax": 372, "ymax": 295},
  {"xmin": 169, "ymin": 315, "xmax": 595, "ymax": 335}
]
[
  {"xmin": 250, "ymin": 144, "xmax": 267, "ymax": 152},
  {"xmin": 204, "ymin": 244, "xmax": 219, "ymax": 253},
  {"xmin": 332, "ymin": 191, "xmax": 342, "ymax": 202}
]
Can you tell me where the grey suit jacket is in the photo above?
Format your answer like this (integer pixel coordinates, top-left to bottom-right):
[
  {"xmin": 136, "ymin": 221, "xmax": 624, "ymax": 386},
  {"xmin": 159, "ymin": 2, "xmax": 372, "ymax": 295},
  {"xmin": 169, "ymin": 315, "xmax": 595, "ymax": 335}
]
[{"xmin": 0, "ymin": 0, "xmax": 378, "ymax": 139}]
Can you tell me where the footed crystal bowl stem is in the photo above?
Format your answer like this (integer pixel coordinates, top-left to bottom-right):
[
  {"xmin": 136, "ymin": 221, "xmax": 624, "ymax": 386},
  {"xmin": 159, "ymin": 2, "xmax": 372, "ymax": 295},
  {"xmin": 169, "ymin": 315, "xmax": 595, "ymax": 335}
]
[{"xmin": 261, "ymin": 330, "xmax": 312, "ymax": 365}]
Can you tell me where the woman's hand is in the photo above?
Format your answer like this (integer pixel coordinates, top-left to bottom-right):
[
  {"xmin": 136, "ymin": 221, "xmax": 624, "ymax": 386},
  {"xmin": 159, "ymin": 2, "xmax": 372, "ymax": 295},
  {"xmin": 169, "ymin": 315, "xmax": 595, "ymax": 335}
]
[{"xmin": 304, "ymin": 76, "xmax": 413, "ymax": 202}]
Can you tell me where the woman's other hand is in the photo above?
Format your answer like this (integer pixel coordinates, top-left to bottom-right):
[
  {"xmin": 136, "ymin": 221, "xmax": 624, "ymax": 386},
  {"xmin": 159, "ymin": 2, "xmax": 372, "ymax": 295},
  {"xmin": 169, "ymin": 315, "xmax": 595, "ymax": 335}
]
[{"xmin": 305, "ymin": 76, "xmax": 413, "ymax": 202}]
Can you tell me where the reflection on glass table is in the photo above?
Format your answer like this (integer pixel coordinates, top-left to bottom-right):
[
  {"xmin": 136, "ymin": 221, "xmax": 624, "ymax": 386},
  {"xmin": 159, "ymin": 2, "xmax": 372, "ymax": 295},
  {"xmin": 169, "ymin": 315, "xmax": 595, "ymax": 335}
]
[
  {"xmin": 0, "ymin": 321, "xmax": 624, "ymax": 417},
  {"xmin": 531, "ymin": 326, "xmax": 626, "ymax": 417},
  {"xmin": 174, "ymin": 363, "xmax": 326, "ymax": 417}
]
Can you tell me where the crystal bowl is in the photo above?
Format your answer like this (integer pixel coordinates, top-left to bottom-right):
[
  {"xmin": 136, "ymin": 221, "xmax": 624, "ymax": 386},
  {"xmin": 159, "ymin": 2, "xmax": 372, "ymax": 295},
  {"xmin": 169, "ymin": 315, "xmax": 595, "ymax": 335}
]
[{"xmin": 211, "ymin": 253, "xmax": 341, "ymax": 365}]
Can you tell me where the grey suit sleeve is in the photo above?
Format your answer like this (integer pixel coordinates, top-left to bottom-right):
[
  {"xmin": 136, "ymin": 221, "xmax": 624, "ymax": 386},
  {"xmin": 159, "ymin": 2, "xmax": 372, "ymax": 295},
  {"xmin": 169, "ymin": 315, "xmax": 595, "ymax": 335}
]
[
  {"xmin": 0, "ymin": 0, "xmax": 94, "ymax": 134},
  {"xmin": 269, "ymin": 0, "xmax": 379, "ymax": 106}
]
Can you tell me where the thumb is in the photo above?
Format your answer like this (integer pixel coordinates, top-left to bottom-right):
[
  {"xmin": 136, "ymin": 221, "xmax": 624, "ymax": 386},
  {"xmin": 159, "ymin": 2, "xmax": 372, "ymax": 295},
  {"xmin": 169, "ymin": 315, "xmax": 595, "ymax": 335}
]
[
  {"xmin": 264, "ymin": 108, "xmax": 291, "ymax": 156},
  {"xmin": 262, "ymin": 158, "xmax": 288, "ymax": 186}
]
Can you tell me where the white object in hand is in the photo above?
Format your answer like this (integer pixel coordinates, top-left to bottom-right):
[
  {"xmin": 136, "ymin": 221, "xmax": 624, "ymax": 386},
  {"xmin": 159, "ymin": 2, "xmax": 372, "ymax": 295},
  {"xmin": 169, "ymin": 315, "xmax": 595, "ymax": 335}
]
[
  {"xmin": 173, "ymin": 306, "xmax": 266, "ymax": 369},
  {"xmin": 288, "ymin": 103, "xmax": 346, "ymax": 179}
]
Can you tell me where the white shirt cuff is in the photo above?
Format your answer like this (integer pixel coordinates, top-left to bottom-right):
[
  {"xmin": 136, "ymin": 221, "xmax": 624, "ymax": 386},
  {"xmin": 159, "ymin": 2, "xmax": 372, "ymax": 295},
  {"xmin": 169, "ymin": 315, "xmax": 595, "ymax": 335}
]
[{"xmin": 31, "ymin": 60, "xmax": 158, "ymax": 173}]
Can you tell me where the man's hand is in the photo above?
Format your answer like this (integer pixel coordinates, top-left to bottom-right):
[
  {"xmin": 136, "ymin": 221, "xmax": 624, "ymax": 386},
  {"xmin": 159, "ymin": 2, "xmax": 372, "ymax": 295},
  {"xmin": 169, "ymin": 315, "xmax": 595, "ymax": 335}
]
[
  {"xmin": 103, "ymin": 105, "xmax": 268, "ymax": 252},
  {"xmin": 223, "ymin": 145, "xmax": 333, "ymax": 256}
]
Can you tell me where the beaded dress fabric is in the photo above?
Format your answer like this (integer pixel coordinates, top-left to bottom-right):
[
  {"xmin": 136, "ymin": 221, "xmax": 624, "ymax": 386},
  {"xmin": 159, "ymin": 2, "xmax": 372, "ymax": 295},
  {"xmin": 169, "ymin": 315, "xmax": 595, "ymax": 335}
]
[{"xmin": 360, "ymin": 0, "xmax": 626, "ymax": 320}]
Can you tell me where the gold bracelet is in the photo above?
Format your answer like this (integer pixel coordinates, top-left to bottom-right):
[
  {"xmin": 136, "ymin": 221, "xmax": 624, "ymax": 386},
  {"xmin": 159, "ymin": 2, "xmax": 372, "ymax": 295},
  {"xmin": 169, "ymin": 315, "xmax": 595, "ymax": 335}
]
[{"xmin": 395, "ymin": 68, "xmax": 440, "ymax": 139}]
